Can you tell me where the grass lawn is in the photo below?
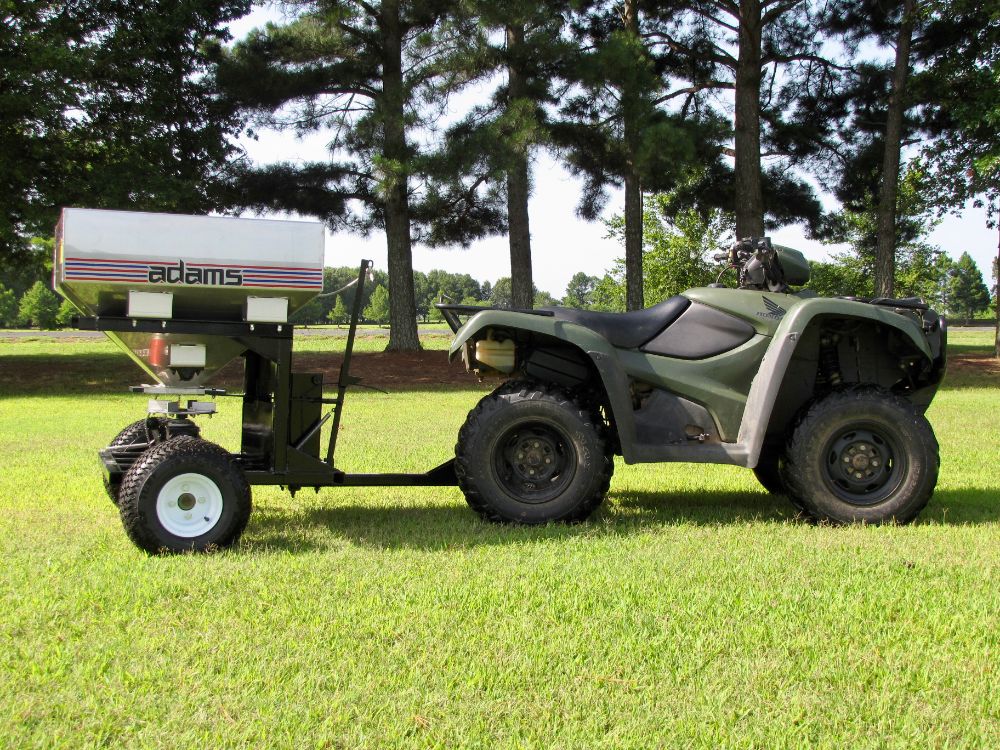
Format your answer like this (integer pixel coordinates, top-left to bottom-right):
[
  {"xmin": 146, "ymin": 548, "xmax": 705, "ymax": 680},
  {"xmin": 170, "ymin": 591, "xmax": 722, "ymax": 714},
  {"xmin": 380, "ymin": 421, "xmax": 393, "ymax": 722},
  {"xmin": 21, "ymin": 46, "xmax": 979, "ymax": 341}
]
[{"xmin": 0, "ymin": 330, "xmax": 997, "ymax": 748}]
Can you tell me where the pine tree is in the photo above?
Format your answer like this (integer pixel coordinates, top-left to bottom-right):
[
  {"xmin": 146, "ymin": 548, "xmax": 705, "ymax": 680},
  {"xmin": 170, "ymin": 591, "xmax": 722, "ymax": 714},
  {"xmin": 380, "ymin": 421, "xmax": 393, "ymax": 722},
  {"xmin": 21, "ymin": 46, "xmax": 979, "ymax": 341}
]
[
  {"xmin": 916, "ymin": 0, "xmax": 1000, "ymax": 355},
  {"xmin": 949, "ymin": 252, "xmax": 990, "ymax": 324},
  {"xmin": 438, "ymin": 1, "xmax": 574, "ymax": 310},
  {"xmin": 2, "ymin": 0, "xmax": 249, "ymax": 268},
  {"xmin": 556, "ymin": 1, "xmax": 724, "ymax": 310},
  {"xmin": 648, "ymin": 0, "xmax": 831, "ymax": 240},
  {"xmin": 216, "ymin": 1, "xmax": 494, "ymax": 351}
]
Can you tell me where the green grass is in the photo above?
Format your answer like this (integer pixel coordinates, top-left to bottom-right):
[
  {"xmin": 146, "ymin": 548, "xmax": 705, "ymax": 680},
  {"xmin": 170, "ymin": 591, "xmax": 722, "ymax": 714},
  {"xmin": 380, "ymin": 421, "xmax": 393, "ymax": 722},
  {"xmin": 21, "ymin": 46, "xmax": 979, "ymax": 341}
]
[{"xmin": 0, "ymin": 332, "xmax": 998, "ymax": 748}]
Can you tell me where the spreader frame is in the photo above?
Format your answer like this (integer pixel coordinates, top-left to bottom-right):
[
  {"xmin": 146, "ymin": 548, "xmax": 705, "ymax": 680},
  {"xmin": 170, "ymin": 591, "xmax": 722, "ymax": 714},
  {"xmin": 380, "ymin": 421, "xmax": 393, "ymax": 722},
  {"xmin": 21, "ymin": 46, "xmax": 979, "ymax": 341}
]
[{"xmin": 83, "ymin": 259, "xmax": 457, "ymax": 493}]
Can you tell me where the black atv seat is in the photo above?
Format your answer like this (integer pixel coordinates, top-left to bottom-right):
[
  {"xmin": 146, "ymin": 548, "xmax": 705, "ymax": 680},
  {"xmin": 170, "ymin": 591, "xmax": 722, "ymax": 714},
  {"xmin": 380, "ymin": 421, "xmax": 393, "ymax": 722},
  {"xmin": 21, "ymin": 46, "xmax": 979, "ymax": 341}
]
[{"xmin": 540, "ymin": 296, "xmax": 691, "ymax": 349}]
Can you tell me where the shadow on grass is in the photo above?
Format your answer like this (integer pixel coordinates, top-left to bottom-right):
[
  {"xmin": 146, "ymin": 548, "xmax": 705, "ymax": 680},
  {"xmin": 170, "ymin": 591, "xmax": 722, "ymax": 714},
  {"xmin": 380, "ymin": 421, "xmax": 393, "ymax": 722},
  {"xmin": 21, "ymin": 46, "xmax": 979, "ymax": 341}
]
[
  {"xmin": 244, "ymin": 487, "xmax": 997, "ymax": 554},
  {"xmin": 0, "ymin": 351, "xmax": 484, "ymax": 397}
]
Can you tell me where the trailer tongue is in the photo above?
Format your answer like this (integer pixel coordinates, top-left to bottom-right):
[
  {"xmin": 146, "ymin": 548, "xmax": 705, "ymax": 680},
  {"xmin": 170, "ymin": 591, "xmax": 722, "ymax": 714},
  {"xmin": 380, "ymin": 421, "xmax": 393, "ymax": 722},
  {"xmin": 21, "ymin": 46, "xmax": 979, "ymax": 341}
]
[{"xmin": 57, "ymin": 209, "xmax": 456, "ymax": 554}]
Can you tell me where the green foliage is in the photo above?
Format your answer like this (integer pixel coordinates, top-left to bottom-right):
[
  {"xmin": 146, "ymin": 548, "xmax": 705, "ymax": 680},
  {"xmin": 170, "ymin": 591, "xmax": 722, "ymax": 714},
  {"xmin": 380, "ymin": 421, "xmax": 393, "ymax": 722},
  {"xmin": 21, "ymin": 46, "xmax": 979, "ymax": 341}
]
[
  {"xmin": 1, "ymin": 0, "xmax": 249, "ymax": 267},
  {"xmin": 917, "ymin": 0, "xmax": 1000, "ymax": 221},
  {"xmin": 17, "ymin": 281, "xmax": 60, "ymax": 329},
  {"xmin": 0, "ymin": 285, "xmax": 18, "ymax": 327},
  {"xmin": 598, "ymin": 194, "xmax": 731, "ymax": 310},
  {"xmin": 562, "ymin": 272, "xmax": 601, "ymax": 308},
  {"xmin": 327, "ymin": 296, "xmax": 349, "ymax": 325},
  {"xmin": 817, "ymin": 168, "xmax": 946, "ymax": 300},
  {"xmin": 364, "ymin": 285, "xmax": 391, "ymax": 324},
  {"xmin": 948, "ymin": 252, "xmax": 991, "ymax": 323},
  {"xmin": 806, "ymin": 258, "xmax": 872, "ymax": 298},
  {"xmin": 533, "ymin": 290, "xmax": 557, "ymax": 308},
  {"xmin": 55, "ymin": 298, "xmax": 78, "ymax": 328},
  {"xmin": 490, "ymin": 277, "xmax": 512, "ymax": 308}
]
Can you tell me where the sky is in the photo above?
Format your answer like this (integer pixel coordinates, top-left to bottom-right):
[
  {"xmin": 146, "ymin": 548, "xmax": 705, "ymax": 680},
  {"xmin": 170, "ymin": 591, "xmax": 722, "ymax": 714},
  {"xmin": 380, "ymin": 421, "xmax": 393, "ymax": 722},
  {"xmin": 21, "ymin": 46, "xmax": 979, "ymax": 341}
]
[{"xmin": 226, "ymin": 7, "xmax": 998, "ymax": 300}]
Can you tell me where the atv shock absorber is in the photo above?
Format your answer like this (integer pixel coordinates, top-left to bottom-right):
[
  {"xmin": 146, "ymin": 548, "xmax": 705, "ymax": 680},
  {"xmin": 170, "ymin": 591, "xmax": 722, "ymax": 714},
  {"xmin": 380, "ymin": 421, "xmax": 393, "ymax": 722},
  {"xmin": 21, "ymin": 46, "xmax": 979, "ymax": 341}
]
[{"xmin": 819, "ymin": 333, "xmax": 843, "ymax": 387}]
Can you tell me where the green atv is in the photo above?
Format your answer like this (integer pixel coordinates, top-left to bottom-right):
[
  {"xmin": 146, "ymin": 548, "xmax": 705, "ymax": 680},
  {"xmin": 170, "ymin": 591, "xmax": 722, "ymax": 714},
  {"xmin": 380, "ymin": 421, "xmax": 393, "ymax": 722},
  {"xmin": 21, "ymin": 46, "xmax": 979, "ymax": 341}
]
[{"xmin": 438, "ymin": 238, "xmax": 947, "ymax": 526}]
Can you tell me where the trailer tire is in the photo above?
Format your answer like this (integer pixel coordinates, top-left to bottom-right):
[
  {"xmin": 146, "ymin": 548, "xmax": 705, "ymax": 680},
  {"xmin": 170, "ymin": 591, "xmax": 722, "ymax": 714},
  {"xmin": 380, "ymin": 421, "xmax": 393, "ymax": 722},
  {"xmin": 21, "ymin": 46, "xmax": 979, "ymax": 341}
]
[
  {"xmin": 103, "ymin": 418, "xmax": 166, "ymax": 505},
  {"xmin": 783, "ymin": 386, "xmax": 939, "ymax": 525},
  {"xmin": 455, "ymin": 382, "xmax": 613, "ymax": 524},
  {"xmin": 118, "ymin": 436, "xmax": 251, "ymax": 554}
]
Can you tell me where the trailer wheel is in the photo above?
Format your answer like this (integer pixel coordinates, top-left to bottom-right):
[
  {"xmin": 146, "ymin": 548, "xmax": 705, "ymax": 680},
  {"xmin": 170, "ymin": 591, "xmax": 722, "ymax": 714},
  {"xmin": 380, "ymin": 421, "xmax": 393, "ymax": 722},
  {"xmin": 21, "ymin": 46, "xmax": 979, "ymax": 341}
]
[
  {"xmin": 455, "ymin": 382, "xmax": 612, "ymax": 524},
  {"xmin": 752, "ymin": 445, "xmax": 787, "ymax": 495},
  {"xmin": 783, "ymin": 387, "xmax": 939, "ymax": 524},
  {"xmin": 103, "ymin": 418, "xmax": 166, "ymax": 504},
  {"xmin": 117, "ymin": 436, "xmax": 251, "ymax": 554}
]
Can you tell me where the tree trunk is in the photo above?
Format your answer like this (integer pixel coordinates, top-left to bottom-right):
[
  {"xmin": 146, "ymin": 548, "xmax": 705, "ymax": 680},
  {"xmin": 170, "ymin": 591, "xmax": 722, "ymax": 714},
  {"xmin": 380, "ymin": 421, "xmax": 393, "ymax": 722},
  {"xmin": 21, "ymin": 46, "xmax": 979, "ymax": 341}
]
[
  {"xmin": 623, "ymin": 0, "xmax": 644, "ymax": 311},
  {"xmin": 506, "ymin": 24, "xmax": 533, "ymax": 310},
  {"xmin": 381, "ymin": 0, "xmax": 420, "ymax": 351},
  {"xmin": 623, "ymin": 170, "xmax": 643, "ymax": 310},
  {"xmin": 875, "ymin": 0, "xmax": 916, "ymax": 299},
  {"xmin": 995, "ymin": 224, "xmax": 999, "ymax": 359},
  {"xmin": 734, "ymin": 0, "xmax": 764, "ymax": 240}
]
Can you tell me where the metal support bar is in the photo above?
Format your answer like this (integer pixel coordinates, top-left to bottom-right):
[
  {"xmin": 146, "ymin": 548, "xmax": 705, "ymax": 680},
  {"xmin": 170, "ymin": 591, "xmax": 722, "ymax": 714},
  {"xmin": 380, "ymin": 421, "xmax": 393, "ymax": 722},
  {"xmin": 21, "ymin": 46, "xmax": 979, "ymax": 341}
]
[{"xmin": 325, "ymin": 259, "xmax": 372, "ymax": 466}]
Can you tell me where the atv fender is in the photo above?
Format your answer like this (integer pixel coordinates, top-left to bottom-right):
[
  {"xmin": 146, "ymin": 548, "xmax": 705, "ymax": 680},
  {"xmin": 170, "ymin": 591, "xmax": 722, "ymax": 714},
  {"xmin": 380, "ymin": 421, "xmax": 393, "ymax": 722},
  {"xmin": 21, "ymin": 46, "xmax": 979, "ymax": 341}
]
[
  {"xmin": 448, "ymin": 310, "xmax": 641, "ymax": 459},
  {"xmin": 736, "ymin": 297, "xmax": 936, "ymax": 468}
]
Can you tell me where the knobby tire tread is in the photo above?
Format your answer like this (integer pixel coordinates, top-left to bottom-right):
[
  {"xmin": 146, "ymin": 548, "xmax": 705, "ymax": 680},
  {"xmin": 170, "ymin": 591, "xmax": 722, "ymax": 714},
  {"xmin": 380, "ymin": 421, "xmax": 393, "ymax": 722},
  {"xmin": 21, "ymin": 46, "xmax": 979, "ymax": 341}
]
[
  {"xmin": 118, "ymin": 436, "xmax": 251, "ymax": 554},
  {"xmin": 455, "ymin": 380, "xmax": 613, "ymax": 524},
  {"xmin": 782, "ymin": 385, "xmax": 939, "ymax": 525}
]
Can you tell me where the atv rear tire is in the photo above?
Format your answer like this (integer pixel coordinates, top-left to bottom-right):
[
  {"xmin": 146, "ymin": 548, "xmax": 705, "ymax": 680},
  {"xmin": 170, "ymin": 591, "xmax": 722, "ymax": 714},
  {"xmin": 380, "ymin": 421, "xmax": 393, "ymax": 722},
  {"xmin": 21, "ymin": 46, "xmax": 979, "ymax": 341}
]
[
  {"xmin": 118, "ymin": 436, "xmax": 251, "ymax": 554},
  {"xmin": 753, "ymin": 445, "xmax": 787, "ymax": 495},
  {"xmin": 455, "ymin": 382, "xmax": 613, "ymax": 524},
  {"xmin": 783, "ymin": 387, "xmax": 939, "ymax": 524},
  {"xmin": 103, "ymin": 418, "xmax": 166, "ymax": 504}
]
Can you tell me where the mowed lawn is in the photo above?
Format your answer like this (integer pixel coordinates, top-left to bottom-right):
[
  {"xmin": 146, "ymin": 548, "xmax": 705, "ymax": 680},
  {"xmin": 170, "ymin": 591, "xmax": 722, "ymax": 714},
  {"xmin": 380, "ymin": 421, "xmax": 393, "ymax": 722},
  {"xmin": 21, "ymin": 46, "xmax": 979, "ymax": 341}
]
[{"xmin": 0, "ymin": 329, "xmax": 997, "ymax": 748}]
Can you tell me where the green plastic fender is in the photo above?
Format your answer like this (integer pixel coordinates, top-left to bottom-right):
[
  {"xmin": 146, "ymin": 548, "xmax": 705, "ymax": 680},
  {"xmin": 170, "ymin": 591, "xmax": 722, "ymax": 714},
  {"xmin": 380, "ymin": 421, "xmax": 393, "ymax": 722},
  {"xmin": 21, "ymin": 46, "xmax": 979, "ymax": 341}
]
[
  {"xmin": 685, "ymin": 288, "xmax": 933, "ymax": 359},
  {"xmin": 448, "ymin": 310, "xmax": 641, "ymax": 457}
]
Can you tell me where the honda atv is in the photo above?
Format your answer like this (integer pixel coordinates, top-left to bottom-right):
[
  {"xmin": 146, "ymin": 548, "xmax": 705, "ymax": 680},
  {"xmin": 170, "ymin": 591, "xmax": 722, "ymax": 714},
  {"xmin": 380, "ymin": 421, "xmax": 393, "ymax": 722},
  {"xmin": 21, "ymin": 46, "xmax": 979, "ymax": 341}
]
[{"xmin": 438, "ymin": 238, "xmax": 947, "ymax": 526}]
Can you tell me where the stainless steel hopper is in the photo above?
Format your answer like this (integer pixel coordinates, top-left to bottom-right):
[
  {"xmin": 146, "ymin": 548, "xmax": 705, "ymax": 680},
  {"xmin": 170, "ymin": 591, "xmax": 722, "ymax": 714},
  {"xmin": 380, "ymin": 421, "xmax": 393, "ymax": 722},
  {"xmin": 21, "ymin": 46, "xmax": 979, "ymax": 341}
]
[{"xmin": 54, "ymin": 208, "xmax": 325, "ymax": 386}]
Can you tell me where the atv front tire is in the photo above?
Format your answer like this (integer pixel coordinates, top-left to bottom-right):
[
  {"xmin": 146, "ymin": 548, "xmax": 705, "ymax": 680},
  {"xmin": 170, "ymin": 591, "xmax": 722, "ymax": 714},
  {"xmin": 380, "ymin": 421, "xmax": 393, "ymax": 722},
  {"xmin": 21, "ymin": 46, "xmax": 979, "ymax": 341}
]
[
  {"xmin": 455, "ymin": 383, "xmax": 613, "ymax": 524},
  {"xmin": 783, "ymin": 387, "xmax": 939, "ymax": 524},
  {"xmin": 118, "ymin": 436, "xmax": 251, "ymax": 554}
]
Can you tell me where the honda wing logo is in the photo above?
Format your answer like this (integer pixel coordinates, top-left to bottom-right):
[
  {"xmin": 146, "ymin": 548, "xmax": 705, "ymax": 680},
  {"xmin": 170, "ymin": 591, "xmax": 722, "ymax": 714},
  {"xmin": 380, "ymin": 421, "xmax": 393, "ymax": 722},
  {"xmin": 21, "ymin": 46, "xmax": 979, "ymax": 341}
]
[{"xmin": 756, "ymin": 296, "xmax": 787, "ymax": 320}]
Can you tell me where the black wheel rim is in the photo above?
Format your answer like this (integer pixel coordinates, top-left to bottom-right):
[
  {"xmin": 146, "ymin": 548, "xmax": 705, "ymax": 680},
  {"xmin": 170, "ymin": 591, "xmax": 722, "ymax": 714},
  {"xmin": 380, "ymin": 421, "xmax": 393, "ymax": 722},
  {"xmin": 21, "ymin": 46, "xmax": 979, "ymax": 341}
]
[
  {"xmin": 822, "ymin": 425, "xmax": 905, "ymax": 506},
  {"xmin": 491, "ymin": 420, "xmax": 576, "ymax": 504}
]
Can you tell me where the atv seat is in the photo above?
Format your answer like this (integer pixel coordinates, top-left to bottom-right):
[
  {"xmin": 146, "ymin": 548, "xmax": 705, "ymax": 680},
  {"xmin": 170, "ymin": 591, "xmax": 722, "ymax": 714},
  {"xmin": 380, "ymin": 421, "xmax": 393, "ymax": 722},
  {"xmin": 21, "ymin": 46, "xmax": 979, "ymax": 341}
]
[{"xmin": 540, "ymin": 296, "xmax": 691, "ymax": 349}]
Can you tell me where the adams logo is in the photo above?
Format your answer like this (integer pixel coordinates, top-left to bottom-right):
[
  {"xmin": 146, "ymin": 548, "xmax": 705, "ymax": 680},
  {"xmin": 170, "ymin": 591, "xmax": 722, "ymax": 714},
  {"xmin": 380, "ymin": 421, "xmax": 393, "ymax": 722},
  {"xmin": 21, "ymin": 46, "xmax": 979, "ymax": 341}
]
[
  {"xmin": 148, "ymin": 259, "xmax": 242, "ymax": 286},
  {"xmin": 756, "ymin": 296, "xmax": 787, "ymax": 320}
]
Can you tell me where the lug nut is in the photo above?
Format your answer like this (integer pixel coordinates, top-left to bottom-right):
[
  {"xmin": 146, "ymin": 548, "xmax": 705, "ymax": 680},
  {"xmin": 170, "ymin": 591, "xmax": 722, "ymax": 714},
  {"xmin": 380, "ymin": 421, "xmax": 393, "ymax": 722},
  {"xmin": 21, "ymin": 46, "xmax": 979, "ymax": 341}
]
[
  {"xmin": 544, "ymin": 457, "xmax": 551, "ymax": 464},
  {"xmin": 185, "ymin": 512, "xmax": 192, "ymax": 519}
]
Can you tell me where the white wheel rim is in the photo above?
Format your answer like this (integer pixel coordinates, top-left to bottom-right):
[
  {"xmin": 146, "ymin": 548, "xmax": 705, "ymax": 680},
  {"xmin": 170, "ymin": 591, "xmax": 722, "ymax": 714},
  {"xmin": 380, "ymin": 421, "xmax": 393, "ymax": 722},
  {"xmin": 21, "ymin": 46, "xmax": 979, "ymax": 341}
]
[{"xmin": 156, "ymin": 473, "xmax": 224, "ymax": 538}]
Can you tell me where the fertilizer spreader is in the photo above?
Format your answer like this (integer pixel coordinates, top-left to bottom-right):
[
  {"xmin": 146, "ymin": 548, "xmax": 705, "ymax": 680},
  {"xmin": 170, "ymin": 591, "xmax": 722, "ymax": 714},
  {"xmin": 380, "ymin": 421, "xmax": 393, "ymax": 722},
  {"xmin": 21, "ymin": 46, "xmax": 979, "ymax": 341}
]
[{"xmin": 57, "ymin": 208, "xmax": 457, "ymax": 553}]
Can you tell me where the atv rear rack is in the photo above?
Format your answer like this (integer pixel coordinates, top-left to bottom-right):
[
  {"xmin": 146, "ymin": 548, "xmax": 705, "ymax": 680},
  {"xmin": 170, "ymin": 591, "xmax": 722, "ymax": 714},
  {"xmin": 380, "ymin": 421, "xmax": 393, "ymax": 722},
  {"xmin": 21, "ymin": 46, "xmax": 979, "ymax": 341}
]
[{"xmin": 435, "ymin": 303, "xmax": 553, "ymax": 333}]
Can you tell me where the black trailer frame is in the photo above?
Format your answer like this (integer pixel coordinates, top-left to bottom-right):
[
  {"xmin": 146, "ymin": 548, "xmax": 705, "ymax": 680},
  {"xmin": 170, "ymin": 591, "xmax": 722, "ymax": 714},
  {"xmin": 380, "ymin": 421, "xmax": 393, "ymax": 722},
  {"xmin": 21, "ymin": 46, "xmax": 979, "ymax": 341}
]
[{"xmin": 80, "ymin": 260, "xmax": 458, "ymax": 492}]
